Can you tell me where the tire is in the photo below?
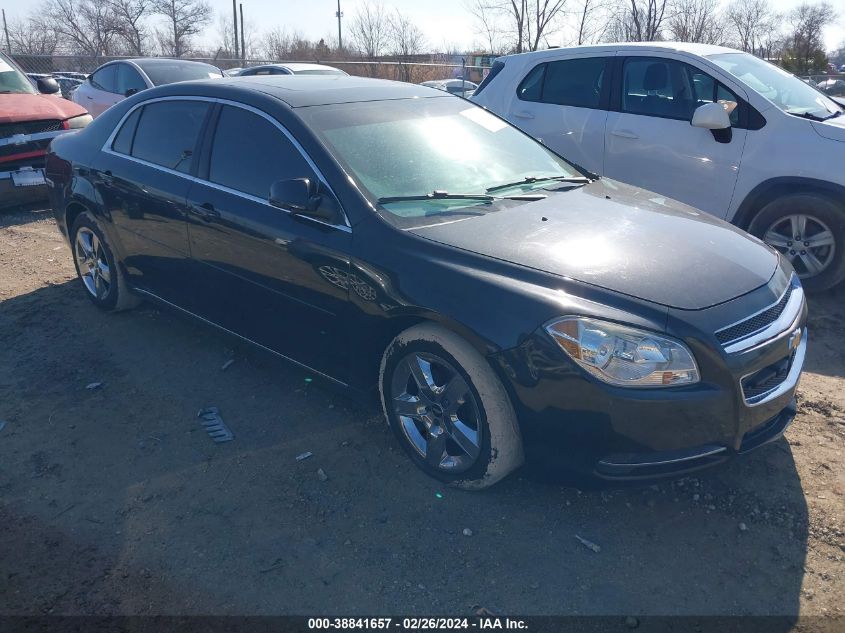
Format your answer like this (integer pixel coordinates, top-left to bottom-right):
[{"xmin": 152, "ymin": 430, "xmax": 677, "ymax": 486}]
[
  {"xmin": 70, "ymin": 211, "xmax": 140, "ymax": 311},
  {"xmin": 379, "ymin": 323, "xmax": 523, "ymax": 490},
  {"xmin": 748, "ymin": 193, "xmax": 845, "ymax": 293}
]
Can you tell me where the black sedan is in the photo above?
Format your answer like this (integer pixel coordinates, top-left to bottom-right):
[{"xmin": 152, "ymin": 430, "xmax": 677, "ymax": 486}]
[{"xmin": 46, "ymin": 76, "xmax": 808, "ymax": 488}]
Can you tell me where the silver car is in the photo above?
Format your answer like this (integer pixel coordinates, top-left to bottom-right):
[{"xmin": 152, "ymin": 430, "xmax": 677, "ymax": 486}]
[{"xmin": 72, "ymin": 58, "xmax": 223, "ymax": 118}]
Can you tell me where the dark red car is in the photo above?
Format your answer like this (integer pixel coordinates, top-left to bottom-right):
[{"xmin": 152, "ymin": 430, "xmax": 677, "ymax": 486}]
[{"xmin": 1, "ymin": 51, "xmax": 91, "ymax": 209}]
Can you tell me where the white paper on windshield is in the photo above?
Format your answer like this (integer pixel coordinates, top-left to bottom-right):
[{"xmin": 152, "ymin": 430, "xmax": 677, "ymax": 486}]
[
  {"xmin": 0, "ymin": 59, "xmax": 14, "ymax": 73},
  {"xmin": 459, "ymin": 107, "xmax": 508, "ymax": 133}
]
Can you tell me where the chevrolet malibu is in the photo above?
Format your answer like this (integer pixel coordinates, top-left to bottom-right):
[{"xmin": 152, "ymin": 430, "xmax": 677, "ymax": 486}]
[{"xmin": 46, "ymin": 76, "xmax": 808, "ymax": 489}]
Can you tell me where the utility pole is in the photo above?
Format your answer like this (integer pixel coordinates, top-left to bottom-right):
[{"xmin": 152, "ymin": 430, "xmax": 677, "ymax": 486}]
[
  {"xmin": 335, "ymin": 0, "xmax": 343, "ymax": 52},
  {"xmin": 2, "ymin": 9, "xmax": 11, "ymax": 55},
  {"xmin": 239, "ymin": 3, "xmax": 245, "ymax": 60},
  {"xmin": 231, "ymin": 0, "xmax": 239, "ymax": 59}
]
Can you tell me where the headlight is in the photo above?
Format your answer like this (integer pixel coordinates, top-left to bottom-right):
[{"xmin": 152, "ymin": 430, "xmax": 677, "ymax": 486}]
[
  {"xmin": 545, "ymin": 316, "xmax": 699, "ymax": 387},
  {"xmin": 64, "ymin": 114, "xmax": 93, "ymax": 129}
]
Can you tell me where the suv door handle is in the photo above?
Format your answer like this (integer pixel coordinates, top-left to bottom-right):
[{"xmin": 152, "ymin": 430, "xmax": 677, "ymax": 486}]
[
  {"xmin": 512, "ymin": 110, "xmax": 535, "ymax": 119},
  {"xmin": 611, "ymin": 129, "xmax": 639, "ymax": 139},
  {"xmin": 190, "ymin": 202, "xmax": 220, "ymax": 222}
]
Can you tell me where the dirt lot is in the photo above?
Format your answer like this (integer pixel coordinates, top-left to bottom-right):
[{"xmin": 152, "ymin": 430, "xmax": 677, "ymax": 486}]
[{"xmin": 0, "ymin": 207, "xmax": 843, "ymax": 621}]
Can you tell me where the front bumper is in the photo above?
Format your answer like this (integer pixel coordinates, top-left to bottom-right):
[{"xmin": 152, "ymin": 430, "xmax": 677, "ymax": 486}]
[
  {"xmin": 492, "ymin": 272, "xmax": 808, "ymax": 480},
  {"xmin": 0, "ymin": 167, "xmax": 49, "ymax": 209}
]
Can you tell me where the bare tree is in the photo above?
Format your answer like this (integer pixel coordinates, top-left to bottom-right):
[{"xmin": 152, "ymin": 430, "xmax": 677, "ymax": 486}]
[
  {"xmin": 472, "ymin": 0, "xmax": 569, "ymax": 53},
  {"xmin": 152, "ymin": 0, "xmax": 211, "ymax": 57},
  {"xmin": 465, "ymin": 0, "xmax": 507, "ymax": 55},
  {"xmin": 572, "ymin": 0, "xmax": 610, "ymax": 45},
  {"xmin": 110, "ymin": 0, "xmax": 152, "ymax": 55},
  {"xmin": 7, "ymin": 15, "xmax": 60, "ymax": 55},
  {"xmin": 725, "ymin": 0, "xmax": 776, "ymax": 54},
  {"xmin": 666, "ymin": 0, "xmax": 726, "ymax": 44},
  {"xmin": 42, "ymin": 0, "xmax": 120, "ymax": 56},
  {"xmin": 607, "ymin": 0, "xmax": 670, "ymax": 41},
  {"xmin": 215, "ymin": 14, "xmax": 257, "ymax": 59},
  {"xmin": 349, "ymin": 2, "xmax": 390, "ymax": 59},
  {"xmin": 388, "ymin": 10, "xmax": 426, "ymax": 81},
  {"xmin": 260, "ymin": 28, "xmax": 323, "ymax": 61},
  {"xmin": 783, "ymin": 2, "xmax": 836, "ymax": 73}
]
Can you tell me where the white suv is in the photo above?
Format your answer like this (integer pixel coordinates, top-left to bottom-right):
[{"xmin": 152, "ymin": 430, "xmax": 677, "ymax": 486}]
[{"xmin": 472, "ymin": 42, "xmax": 845, "ymax": 291}]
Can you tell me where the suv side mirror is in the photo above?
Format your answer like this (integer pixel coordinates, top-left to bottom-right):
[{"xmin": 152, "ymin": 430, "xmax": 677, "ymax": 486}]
[
  {"xmin": 36, "ymin": 77, "xmax": 60, "ymax": 95},
  {"xmin": 691, "ymin": 102, "xmax": 730, "ymax": 130},
  {"xmin": 691, "ymin": 102, "xmax": 732, "ymax": 143},
  {"xmin": 269, "ymin": 178, "xmax": 341, "ymax": 224}
]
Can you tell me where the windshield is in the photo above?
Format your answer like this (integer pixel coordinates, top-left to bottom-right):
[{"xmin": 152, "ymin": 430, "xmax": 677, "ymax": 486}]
[
  {"xmin": 709, "ymin": 52, "xmax": 840, "ymax": 118},
  {"xmin": 135, "ymin": 60, "xmax": 223, "ymax": 85},
  {"xmin": 0, "ymin": 52, "xmax": 36, "ymax": 95},
  {"xmin": 294, "ymin": 69, "xmax": 346, "ymax": 76},
  {"xmin": 299, "ymin": 97, "xmax": 582, "ymax": 222}
]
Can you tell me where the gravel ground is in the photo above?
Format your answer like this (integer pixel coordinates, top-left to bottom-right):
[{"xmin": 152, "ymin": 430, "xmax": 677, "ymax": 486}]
[{"xmin": 0, "ymin": 207, "xmax": 843, "ymax": 621}]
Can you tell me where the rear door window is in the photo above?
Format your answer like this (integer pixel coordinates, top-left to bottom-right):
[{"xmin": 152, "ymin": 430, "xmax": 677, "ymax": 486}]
[
  {"xmin": 131, "ymin": 100, "xmax": 209, "ymax": 173},
  {"xmin": 112, "ymin": 108, "xmax": 142, "ymax": 155},
  {"xmin": 517, "ymin": 58, "xmax": 607, "ymax": 109},
  {"xmin": 208, "ymin": 105, "xmax": 314, "ymax": 199},
  {"xmin": 542, "ymin": 58, "xmax": 606, "ymax": 108},
  {"xmin": 116, "ymin": 63, "xmax": 147, "ymax": 95},
  {"xmin": 91, "ymin": 65, "xmax": 118, "ymax": 93}
]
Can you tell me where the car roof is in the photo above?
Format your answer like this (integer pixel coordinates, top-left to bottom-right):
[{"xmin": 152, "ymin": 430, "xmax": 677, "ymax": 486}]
[
  {"xmin": 248, "ymin": 63, "xmax": 343, "ymax": 72},
  {"xmin": 169, "ymin": 75, "xmax": 445, "ymax": 107},
  {"xmin": 501, "ymin": 41, "xmax": 741, "ymax": 62}
]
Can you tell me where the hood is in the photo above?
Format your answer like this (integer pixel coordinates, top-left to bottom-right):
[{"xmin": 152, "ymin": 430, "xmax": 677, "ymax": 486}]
[
  {"xmin": 0, "ymin": 93, "xmax": 87, "ymax": 124},
  {"xmin": 410, "ymin": 179, "xmax": 779, "ymax": 310},
  {"xmin": 812, "ymin": 114, "xmax": 845, "ymax": 143}
]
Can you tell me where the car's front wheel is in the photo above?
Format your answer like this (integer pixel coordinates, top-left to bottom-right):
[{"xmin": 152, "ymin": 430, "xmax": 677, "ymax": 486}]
[
  {"xmin": 750, "ymin": 193, "xmax": 845, "ymax": 292},
  {"xmin": 380, "ymin": 323, "xmax": 523, "ymax": 490},
  {"xmin": 70, "ymin": 211, "xmax": 140, "ymax": 311}
]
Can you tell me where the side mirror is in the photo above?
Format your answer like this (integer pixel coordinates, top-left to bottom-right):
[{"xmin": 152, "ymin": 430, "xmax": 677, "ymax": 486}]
[
  {"xmin": 269, "ymin": 178, "xmax": 341, "ymax": 224},
  {"xmin": 125, "ymin": 88, "xmax": 139, "ymax": 97},
  {"xmin": 36, "ymin": 77, "xmax": 60, "ymax": 95},
  {"xmin": 691, "ymin": 102, "xmax": 731, "ymax": 130}
]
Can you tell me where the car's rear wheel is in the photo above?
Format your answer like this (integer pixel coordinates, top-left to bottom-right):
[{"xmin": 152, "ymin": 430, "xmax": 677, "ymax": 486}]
[
  {"xmin": 379, "ymin": 323, "xmax": 523, "ymax": 489},
  {"xmin": 70, "ymin": 212, "xmax": 140, "ymax": 311},
  {"xmin": 749, "ymin": 194, "xmax": 845, "ymax": 292}
]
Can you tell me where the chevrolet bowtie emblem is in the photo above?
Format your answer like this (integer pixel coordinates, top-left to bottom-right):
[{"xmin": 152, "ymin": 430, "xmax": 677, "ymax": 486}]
[{"xmin": 10, "ymin": 134, "xmax": 29, "ymax": 146}]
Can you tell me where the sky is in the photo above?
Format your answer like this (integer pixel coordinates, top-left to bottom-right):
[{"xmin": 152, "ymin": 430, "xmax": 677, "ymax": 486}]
[{"xmin": 2, "ymin": 0, "xmax": 843, "ymax": 53}]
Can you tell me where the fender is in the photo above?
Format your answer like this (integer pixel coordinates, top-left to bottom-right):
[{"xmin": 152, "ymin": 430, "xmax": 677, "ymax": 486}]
[
  {"xmin": 64, "ymin": 172, "xmax": 131, "ymax": 266},
  {"xmin": 732, "ymin": 177, "xmax": 845, "ymax": 230}
]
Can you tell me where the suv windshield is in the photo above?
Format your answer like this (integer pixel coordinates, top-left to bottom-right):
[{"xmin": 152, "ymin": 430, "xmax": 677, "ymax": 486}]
[
  {"xmin": 134, "ymin": 60, "xmax": 223, "ymax": 85},
  {"xmin": 0, "ymin": 52, "xmax": 36, "ymax": 95},
  {"xmin": 299, "ymin": 97, "xmax": 582, "ymax": 222},
  {"xmin": 709, "ymin": 52, "xmax": 841, "ymax": 119}
]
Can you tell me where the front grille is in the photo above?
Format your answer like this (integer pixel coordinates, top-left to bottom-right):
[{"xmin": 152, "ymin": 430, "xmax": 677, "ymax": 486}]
[
  {"xmin": 716, "ymin": 283, "xmax": 793, "ymax": 346},
  {"xmin": 0, "ymin": 119, "xmax": 63, "ymax": 140},
  {"xmin": 741, "ymin": 353, "xmax": 793, "ymax": 402},
  {"xmin": 0, "ymin": 156, "xmax": 46, "ymax": 172}
]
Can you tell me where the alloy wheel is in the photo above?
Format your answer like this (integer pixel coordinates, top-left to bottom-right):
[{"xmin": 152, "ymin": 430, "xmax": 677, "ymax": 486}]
[
  {"xmin": 763, "ymin": 214, "xmax": 835, "ymax": 279},
  {"xmin": 74, "ymin": 228, "xmax": 111, "ymax": 299},
  {"xmin": 390, "ymin": 352, "xmax": 482, "ymax": 473}
]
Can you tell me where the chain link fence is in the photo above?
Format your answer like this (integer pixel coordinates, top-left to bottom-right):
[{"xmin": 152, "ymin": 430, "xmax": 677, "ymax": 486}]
[{"xmin": 10, "ymin": 53, "xmax": 493, "ymax": 96}]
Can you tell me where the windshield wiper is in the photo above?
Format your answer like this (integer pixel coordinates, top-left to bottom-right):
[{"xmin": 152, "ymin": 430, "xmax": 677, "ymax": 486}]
[
  {"xmin": 786, "ymin": 109, "xmax": 830, "ymax": 121},
  {"xmin": 486, "ymin": 175, "xmax": 591, "ymax": 193},
  {"xmin": 377, "ymin": 190, "xmax": 547, "ymax": 204}
]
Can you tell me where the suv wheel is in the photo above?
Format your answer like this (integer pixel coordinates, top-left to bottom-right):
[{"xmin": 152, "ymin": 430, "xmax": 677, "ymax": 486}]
[
  {"xmin": 749, "ymin": 193, "xmax": 845, "ymax": 292},
  {"xmin": 70, "ymin": 211, "xmax": 140, "ymax": 311},
  {"xmin": 379, "ymin": 323, "xmax": 523, "ymax": 490}
]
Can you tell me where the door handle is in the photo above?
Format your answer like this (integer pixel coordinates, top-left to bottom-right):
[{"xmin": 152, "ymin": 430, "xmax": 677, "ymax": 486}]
[
  {"xmin": 512, "ymin": 110, "xmax": 535, "ymax": 119},
  {"xmin": 611, "ymin": 129, "xmax": 639, "ymax": 139},
  {"xmin": 190, "ymin": 202, "xmax": 220, "ymax": 222}
]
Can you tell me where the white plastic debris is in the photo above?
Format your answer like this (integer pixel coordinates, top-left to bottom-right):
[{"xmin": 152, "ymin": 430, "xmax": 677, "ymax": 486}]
[
  {"xmin": 296, "ymin": 451, "xmax": 313, "ymax": 461},
  {"xmin": 575, "ymin": 534, "xmax": 601, "ymax": 553}
]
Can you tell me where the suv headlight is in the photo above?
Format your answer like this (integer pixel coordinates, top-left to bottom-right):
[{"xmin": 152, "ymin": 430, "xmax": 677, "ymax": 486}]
[
  {"xmin": 545, "ymin": 316, "xmax": 699, "ymax": 387},
  {"xmin": 64, "ymin": 114, "xmax": 93, "ymax": 129}
]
